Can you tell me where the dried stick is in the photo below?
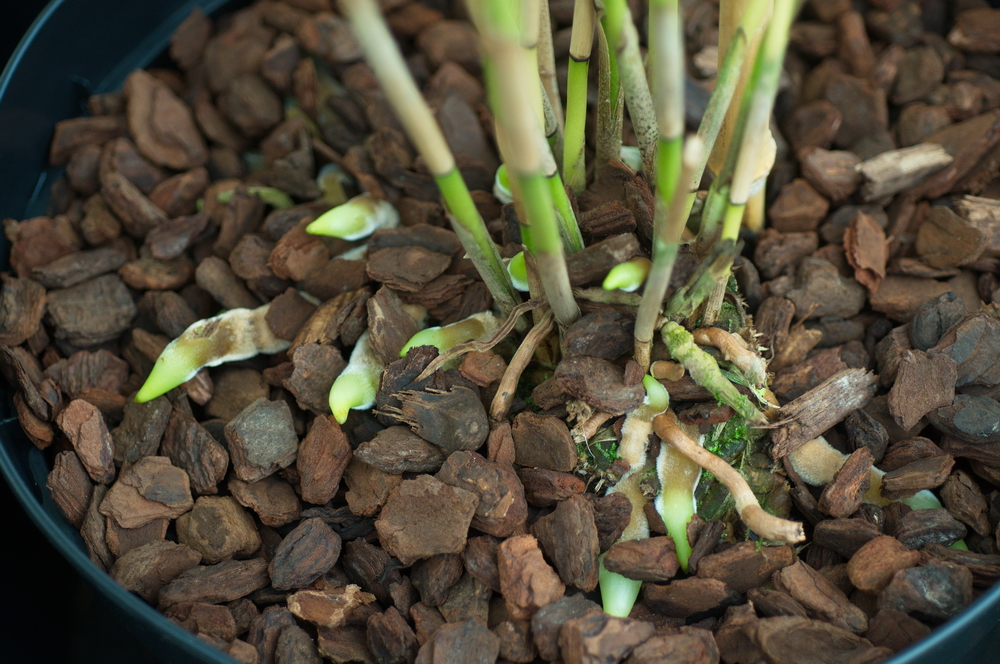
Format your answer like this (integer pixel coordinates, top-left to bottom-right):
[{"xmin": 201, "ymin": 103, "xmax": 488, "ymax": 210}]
[
  {"xmin": 490, "ymin": 310, "xmax": 555, "ymax": 420},
  {"xmin": 571, "ymin": 410, "xmax": 614, "ymax": 444},
  {"xmin": 653, "ymin": 410, "xmax": 805, "ymax": 544}
]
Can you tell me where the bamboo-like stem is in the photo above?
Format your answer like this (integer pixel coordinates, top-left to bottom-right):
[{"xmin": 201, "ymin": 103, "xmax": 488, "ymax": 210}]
[
  {"xmin": 602, "ymin": 0, "xmax": 658, "ymax": 179},
  {"xmin": 340, "ymin": 0, "xmax": 519, "ymax": 318},
  {"xmin": 564, "ymin": 0, "xmax": 596, "ymax": 193},
  {"xmin": 707, "ymin": 0, "xmax": 774, "ymax": 182},
  {"xmin": 537, "ymin": 0, "xmax": 564, "ymax": 142},
  {"xmin": 727, "ymin": 0, "xmax": 797, "ymax": 224},
  {"xmin": 703, "ymin": 0, "xmax": 797, "ymax": 323},
  {"xmin": 479, "ymin": 0, "xmax": 580, "ymax": 328},
  {"xmin": 634, "ymin": 138, "xmax": 703, "ymax": 372},
  {"xmin": 654, "ymin": 410, "xmax": 805, "ymax": 544},
  {"xmin": 649, "ymin": 0, "xmax": 684, "ymax": 207},
  {"xmin": 595, "ymin": 18, "xmax": 623, "ymax": 180}
]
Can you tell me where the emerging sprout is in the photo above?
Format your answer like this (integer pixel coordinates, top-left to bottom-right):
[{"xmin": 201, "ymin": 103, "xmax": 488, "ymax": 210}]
[
  {"xmin": 316, "ymin": 162, "xmax": 351, "ymax": 207},
  {"xmin": 603, "ymin": 257, "xmax": 651, "ymax": 292},
  {"xmin": 654, "ymin": 410, "xmax": 805, "ymax": 545},
  {"xmin": 217, "ymin": 186, "xmax": 294, "ymax": 209},
  {"xmin": 328, "ymin": 330, "xmax": 382, "ymax": 424},
  {"xmin": 306, "ymin": 193, "xmax": 399, "ymax": 240},
  {"xmin": 135, "ymin": 304, "xmax": 290, "ymax": 403},
  {"xmin": 788, "ymin": 436, "xmax": 948, "ymax": 512},
  {"xmin": 618, "ymin": 145, "xmax": 644, "ymax": 173},
  {"xmin": 507, "ymin": 251, "xmax": 530, "ymax": 292},
  {"xmin": 493, "ymin": 164, "xmax": 514, "ymax": 204},
  {"xmin": 600, "ymin": 375, "xmax": 669, "ymax": 617},
  {"xmin": 655, "ymin": 419, "xmax": 702, "ymax": 571},
  {"xmin": 400, "ymin": 311, "xmax": 502, "ymax": 357},
  {"xmin": 662, "ymin": 321, "xmax": 765, "ymax": 425}
]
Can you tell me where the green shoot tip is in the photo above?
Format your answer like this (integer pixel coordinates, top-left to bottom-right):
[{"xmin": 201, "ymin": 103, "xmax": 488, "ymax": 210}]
[
  {"xmin": 603, "ymin": 257, "xmax": 651, "ymax": 292},
  {"xmin": 307, "ymin": 193, "xmax": 399, "ymax": 240}
]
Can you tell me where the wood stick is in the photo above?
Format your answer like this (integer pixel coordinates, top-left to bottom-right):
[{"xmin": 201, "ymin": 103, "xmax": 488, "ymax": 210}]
[{"xmin": 491, "ymin": 310, "xmax": 555, "ymax": 420}]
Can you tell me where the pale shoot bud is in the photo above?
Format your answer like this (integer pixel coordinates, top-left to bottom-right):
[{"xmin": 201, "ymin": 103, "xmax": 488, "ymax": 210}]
[
  {"xmin": 306, "ymin": 193, "xmax": 399, "ymax": 240},
  {"xmin": 135, "ymin": 304, "xmax": 290, "ymax": 403}
]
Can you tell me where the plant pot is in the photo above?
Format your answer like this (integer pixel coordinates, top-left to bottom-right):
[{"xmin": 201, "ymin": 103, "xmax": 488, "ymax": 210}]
[
  {"xmin": 0, "ymin": 1, "xmax": 999, "ymax": 663},
  {"xmin": 0, "ymin": 3, "xmax": 242, "ymax": 661}
]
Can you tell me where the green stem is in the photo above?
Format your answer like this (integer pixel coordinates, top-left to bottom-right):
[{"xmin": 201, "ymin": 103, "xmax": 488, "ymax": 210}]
[
  {"xmin": 519, "ymin": 174, "xmax": 581, "ymax": 326},
  {"xmin": 595, "ymin": 18, "xmax": 623, "ymax": 180},
  {"xmin": 661, "ymin": 321, "xmax": 765, "ymax": 425},
  {"xmin": 602, "ymin": 0, "xmax": 658, "ymax": 179},
  {"xmin": 340, "ymin": 0, "xmax": 519, "ymax": 318},
  {"xmin": 563, "ymin": 59, "xmax": 590, "ymax": 193},
  {"xmin": 436, "ymin": 169, "xmax": 522, "ymax": 316},
  {"xmin": 563, "ymin": 0, "xmax": 596, "ymax": 192},
  {"xmin": 634, "ymin": 138, "xmax": 702, "ymax": 372},
  {"xmin": 548, "ymin": 174, "xmax": 585, "ymax": 253}
]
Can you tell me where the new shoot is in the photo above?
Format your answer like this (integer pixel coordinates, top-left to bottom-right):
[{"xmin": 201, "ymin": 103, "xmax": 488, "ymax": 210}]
[
  {"xmin": 655, "ymin": 418, "xmax": 702, "ymax": 571},
  {"xmin": 400, "ymin": 311, "xmax": 503, "ymax": 357},
  {"xmin": 599, "ymin": 375, "xmax": 669, "ymax": 617},
  {"xmin": 306, "ymin": 193, "xmax": 399, "ymax": 240},
  {"xmin": 328, "ymin": 330, "xmax": 381, "ymax": 424},
  {"xmin": 135, "ymin": 304, "xmax": 290, "ymax": 403},
  {"xmin": 603, "ymin": 257, "xmax": 651, "ymax": 292}
]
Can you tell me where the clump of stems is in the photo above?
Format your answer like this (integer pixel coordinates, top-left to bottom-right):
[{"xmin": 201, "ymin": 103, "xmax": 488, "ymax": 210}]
[{"xmin": 339, "ymin": 0, "xmax": 520, "ymax": 318}]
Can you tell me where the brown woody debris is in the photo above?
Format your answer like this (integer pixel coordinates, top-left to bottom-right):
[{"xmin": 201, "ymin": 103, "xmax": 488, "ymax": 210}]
[
  {"xmin": 375, "ymin": 475, "xmax": 479, "ymax": 565},
  {"xmin": 176, "ymin": 496, "xmax": 261, "ymax": 565},
  {"xmin": 160, "ymin": 409, "xmax": 228, "ymax": 495},
  {"xmin": 228, "ymin": 475, "xmax": 301, "ymax": 527},
  {"xmin": 531, "ymin": 494, "xmax": 601, "ymax": 590},
  {"xmin": 298, "ymin": 415, "xmax": 352, "ymax": 506},
  {"xmin": 497, "ymin": 534, "xmax": 566, "ymax": 619},
  {"xmin": 110, "ymin": 539, "xmax": 203, "ymax": 603},
  {"xmin": 436, "ymin": 451, "xmax": 527, "ymax": 538},
  {"xmin": 877, "ymin": 560, "xmax": 973, "ymax": 620},
  {"xmin": 754, "ymin": 616, "xmax": 885, "ymax": 664},
  {"xmin": 270, "ymin": 517, "xmax": 342, "ymax": 591},
  {"xmin": 56, "ymin": 399, "xmax": 115, "ymax": 484},
  {"xmin": 602, "ymin": 536, "xmax": 679, "ymax": 583},
  {"xmin": 46, "ymin": 451, "xmax": 94, "ymax": 529},
  {"xmin": 510, "ymin": 411, "xmax": 578, "ymax": 472},
  {"xmin": 894, "ymin": 508, "xmax": 967, "ymax": 549},
  {"xmin": 881, "ymin": 455, "xmax": 956, "ymax": 500},
  {"xmin": 355, "ymin": 425, "xmax": 447, "ymax": 474},
  {"xmin": 158, "ymin": 558, "xmax": 271, "ymax": 608},
  {"xmin": 558, "ymin": 613, "xmax": 654, "ymax": 664},
  {"xmin": 773, "ymin": 561, "xmax": 869, "ymax": 634},
  {"xmin": 414, "ymin": 618, "xmax": 499, "ymax": 664},
  {"xmin": 812, "ymin": 518, "xmax": 882, "ymax": 558},
  {"xmin": 344, "ymin": 460, "xmax": 402, "ymax": 517},
  {"xmin": 224, "ymin": 397, "xmax": 299, "ymax": 483},
  {"xmin": 644, "ymin": 577, "xmax": 742, "ymax": 618},
  {"xmin": 847, "ymin": 536, "xmax": 921, "ymax": 593},
  {"xmin": 518, "ymin": 468, "xmax": 586, "ymax": 507},
  {"xmin": 367, "ymin": 606, "xmax": 420, "ymax": 664},
  {"xmin": 818, "ymin": 447, "xmax": 873, "ymax": 518},
  {"xmin": 99, "ymin": 456, "xmax": 193, "ymax": 529}
]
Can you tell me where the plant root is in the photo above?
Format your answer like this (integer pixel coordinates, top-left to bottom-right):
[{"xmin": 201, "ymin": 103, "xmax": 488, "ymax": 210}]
[{"xmin": 653, "ymin": 409, "xmax": 805, "ymax": 544}]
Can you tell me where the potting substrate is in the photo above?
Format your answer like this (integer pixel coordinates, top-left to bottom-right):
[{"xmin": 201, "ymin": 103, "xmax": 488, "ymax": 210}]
[{"xmin": 4, "ymin": 1, "xmax": 1000, "ymax": 663}]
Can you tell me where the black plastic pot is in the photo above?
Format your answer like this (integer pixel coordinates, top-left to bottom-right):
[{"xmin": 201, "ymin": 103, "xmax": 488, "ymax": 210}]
[{"xmin": 0, "ymin": 1, "xmax": 999, "ymax": 663}]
